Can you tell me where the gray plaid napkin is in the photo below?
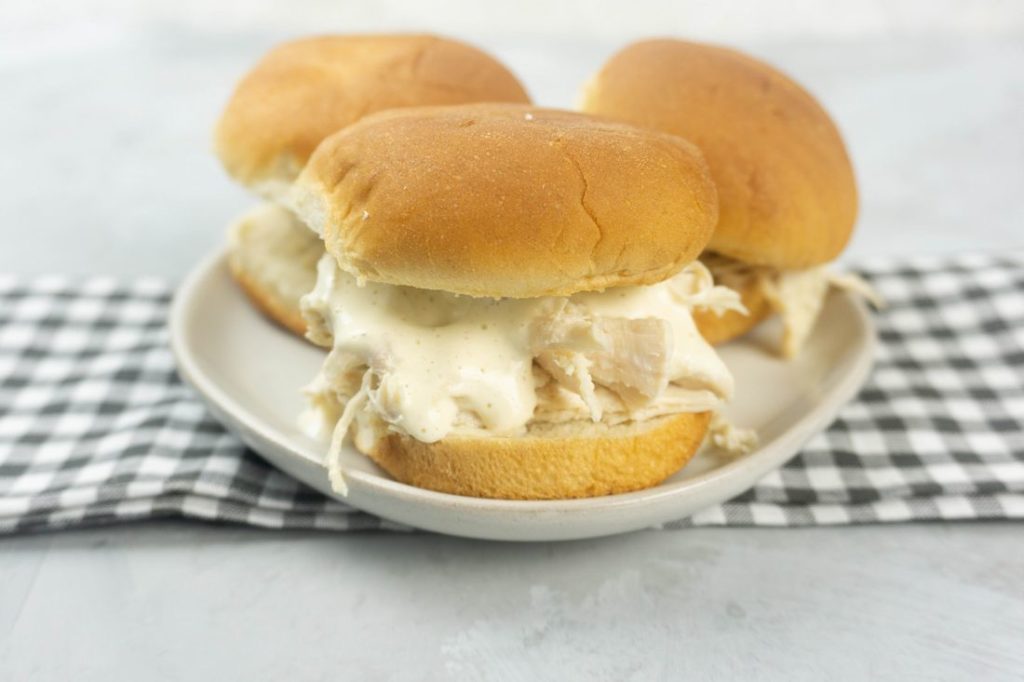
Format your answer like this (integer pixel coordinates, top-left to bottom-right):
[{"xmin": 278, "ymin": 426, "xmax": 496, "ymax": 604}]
[{"xmin": 1, "ymin": 254, "xmax": 1022, "ymax": 533}]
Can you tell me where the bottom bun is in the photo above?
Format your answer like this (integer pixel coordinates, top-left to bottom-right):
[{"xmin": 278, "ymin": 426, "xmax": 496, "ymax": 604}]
[
  {"xmin": 226, "ymin": 204, "xmax": 323, "ymax": 340},
  {"xmin": 693, "ymin": 277, "xmax": 771, "ymax": 345},
  {"xmin": 368, "ymin": 411, "xmax": 711, "ymax": 500}
]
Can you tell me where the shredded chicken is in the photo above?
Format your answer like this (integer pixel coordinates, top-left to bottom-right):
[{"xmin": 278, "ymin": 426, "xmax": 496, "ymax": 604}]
[
  {"xmin": 325, "ymin": 371, "xmax": 373, "ymax": 495},
  {"xmin": 708, "ymin": 413, "xmax": 759, "ymax": 456},
  {"xmin": 760, "ymin": 267, "xmax": 832, "ymax": 358},
  {"xmin": 669, "ymin": 259, "xmax": 749, "ymax": 316},
  {"xmin": 300, "ymin": 256, "xmax": 749, "ymax": 494},
  {"xmin": 530, "ymin": 301, "xmax": 673, "ymax": 420},
  {"xmin": 702, "ymin": 252, "xmax": 883, "ymax": 357}
]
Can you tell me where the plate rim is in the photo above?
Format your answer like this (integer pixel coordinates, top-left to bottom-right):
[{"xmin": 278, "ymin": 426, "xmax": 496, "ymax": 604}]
[{"xmin": 171, "ymin": 251, "xmax": 876, "ymax": 524}]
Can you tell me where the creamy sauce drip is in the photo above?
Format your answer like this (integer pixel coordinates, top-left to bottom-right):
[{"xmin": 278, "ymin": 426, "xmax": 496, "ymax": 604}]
[{"xmin": 300, "ymin": 257, "xmax": 745, "ymax": 493}]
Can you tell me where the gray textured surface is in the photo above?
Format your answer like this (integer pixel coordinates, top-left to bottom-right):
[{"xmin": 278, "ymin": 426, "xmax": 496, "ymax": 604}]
[
  {"xmin": 2, "ymin": 1, "xmax": 1024, "ymax": 679},
  {"xmin": 2, "ymin": 524, "xmax": 1023, "ymax": 680}
]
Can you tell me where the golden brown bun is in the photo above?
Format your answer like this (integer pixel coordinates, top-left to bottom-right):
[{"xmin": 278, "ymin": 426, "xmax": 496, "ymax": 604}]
[
  {"xmin": 226, "ymin": 204, "xmax": 323, "ymax": 339},
  {"xmin": 692, "ymin": 276, "xmax": 772, "ymax": 345},
  {"xmin": 215, "ymin": 34, "xmax": 530, "ymax": 198},
  {"xmin": 581, "ymin": 39, "xmax": 857, "ymax": 269},
  {"xmin": 292, "ymin": 104, "xmax": 719, "ymax": 298},
  {"xmin": 369, "ymin": 411, "xmax": 711, "ymax": 499}
]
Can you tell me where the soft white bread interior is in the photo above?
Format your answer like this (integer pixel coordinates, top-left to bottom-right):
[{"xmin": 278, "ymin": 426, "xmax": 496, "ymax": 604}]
[{"xmin": 226, "ymin": 204, "xmax": 323, "ymax": 339}]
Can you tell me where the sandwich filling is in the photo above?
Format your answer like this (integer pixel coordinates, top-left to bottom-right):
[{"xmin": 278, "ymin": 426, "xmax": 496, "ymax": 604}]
[
  {"xmin": 300, "ymin": 255, "xmax": 747, "ymax": 492},
  {"xmin": 701, "ymin": 252, "xmax": 882, "ymax": 357}
]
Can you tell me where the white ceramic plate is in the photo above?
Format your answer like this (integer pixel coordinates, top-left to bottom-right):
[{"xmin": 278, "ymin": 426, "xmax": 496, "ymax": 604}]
[{"xmin": 171, "ymin": 253, "xmax": 875, "ymax": 541}]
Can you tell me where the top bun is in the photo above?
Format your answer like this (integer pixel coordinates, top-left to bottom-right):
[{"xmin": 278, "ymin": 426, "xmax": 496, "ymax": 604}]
[
  {"xmin": 214, "ymin": 34, "xmax": 530, "ymax": 199},
  {"xmin": 290, "ymin": 104, "xmax": 718, "ymax": 298},
  {"xmin": 581, "ymin": 39, "xmax": 857, "ymax": 269}
]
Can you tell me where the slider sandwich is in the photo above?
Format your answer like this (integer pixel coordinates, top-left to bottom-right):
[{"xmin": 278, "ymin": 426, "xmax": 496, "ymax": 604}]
[
  {"xmin": 213, "ymin": 35, "xmax": 530, "ymax": 336},
  {"xmin": 581, "ymin": 39, "xmax": 879, "ymax": 357},
  {"xmin": 287, "ymin": 104, "xmax": 750, "ymax": 499}
]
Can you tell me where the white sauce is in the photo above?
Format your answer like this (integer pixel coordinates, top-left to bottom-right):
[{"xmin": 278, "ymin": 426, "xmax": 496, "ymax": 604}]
[
  {"xmin": 300, "ymin": 256, "xmax": 746, "ymax": 493},
  {"xmin": 304, "ymin": 255, "xmax": 543, "ymax": 443}
]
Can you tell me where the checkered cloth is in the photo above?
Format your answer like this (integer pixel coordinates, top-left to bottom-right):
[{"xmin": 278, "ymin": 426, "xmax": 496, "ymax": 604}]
[{"xmin": 1, "ymin": 253, "xmax": 1022, "ymax": 533}]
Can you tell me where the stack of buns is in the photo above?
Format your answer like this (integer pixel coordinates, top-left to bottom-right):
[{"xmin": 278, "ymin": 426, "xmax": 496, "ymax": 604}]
[{"xmin": 213, "ymin": 35, "xmax": 865, "ymax": 500}]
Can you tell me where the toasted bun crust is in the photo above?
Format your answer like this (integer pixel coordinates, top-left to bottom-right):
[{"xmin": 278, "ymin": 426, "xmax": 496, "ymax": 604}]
[
  {"xmin": 581, "ymin": 39, "xmax": 857, "ymax": 269},
  {"xmin": 292, "ymin": 104, "xmax": 719, "ymax": 298},
  {"xmin": 226, "ymin": 204, "xmax": 323, "ymax": 339},
  {"xmin": 215, "ymin": 34, "xmax": 530, "ymax": 198},
  {"xmin": 692, "ymin": 276, "xmax": 771, "ymax": 345},
  {"xmin": 369, "ymin": 411, "xmax": 711, "ymax": 499}
]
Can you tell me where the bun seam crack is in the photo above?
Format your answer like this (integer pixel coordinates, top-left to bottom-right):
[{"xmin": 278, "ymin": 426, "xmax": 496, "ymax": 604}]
[{"xmin": 555, "ymin": 140, "xmax": 604, "ymax": 274}]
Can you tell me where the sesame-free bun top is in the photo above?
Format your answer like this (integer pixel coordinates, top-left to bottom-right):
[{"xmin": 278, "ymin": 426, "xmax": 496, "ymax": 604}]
[
  {"xmin": 290, "ymin": 104, "xmax": 719, "ymax": 298},
  {"xmin": 581, "ymin": 39, "xmax": 857, "ymax": 269},
  {"xmin": 214, "ymin": 34, "xmax": 530, "ymax": 198}
]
